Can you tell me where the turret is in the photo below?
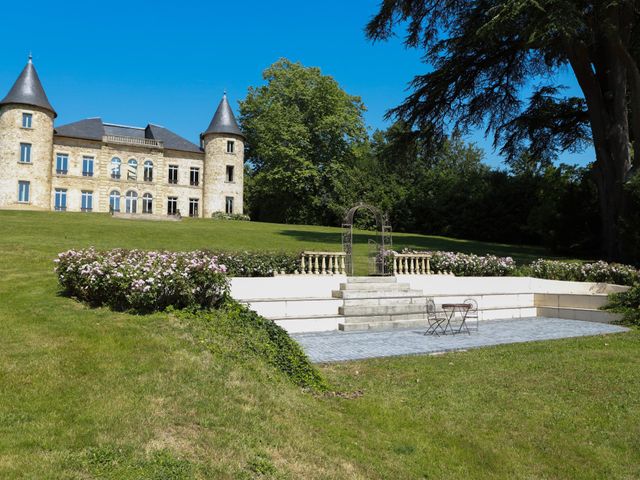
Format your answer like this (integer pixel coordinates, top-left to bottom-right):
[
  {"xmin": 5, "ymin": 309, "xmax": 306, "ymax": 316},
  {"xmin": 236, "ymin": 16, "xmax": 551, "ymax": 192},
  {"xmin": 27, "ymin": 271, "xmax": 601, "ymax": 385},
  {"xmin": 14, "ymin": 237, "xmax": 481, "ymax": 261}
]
[
  {"xmin": 0, "ymin": 55, "xmax": 55, "ymax": 209},
  {"xmin": 201, "ymin": 93, "xmax": 244, "ymax": 218}
]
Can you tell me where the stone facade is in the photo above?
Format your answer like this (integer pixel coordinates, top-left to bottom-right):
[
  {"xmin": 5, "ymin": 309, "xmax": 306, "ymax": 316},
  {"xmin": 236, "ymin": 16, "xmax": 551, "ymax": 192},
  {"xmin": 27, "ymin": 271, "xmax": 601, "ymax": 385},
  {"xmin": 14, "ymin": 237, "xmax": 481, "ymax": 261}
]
[
  {"xmin": 0, "ymin": 105, "xmax": 54, "ymax": 210},
  {"xmin": 0, "ymin": 59, "xmax": 244, "ymax": 218}
]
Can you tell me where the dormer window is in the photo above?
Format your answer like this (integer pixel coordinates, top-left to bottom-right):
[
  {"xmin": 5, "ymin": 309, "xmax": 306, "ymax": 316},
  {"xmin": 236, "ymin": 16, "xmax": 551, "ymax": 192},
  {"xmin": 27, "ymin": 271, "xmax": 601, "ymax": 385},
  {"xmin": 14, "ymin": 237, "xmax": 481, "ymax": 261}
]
[
  {"xmin": 22, "ymin": 113, "xmax": 32, "ymax": 128},
  {"xmin": 227, "ymin": 140, "xmax": 235, "ymax": 154}
]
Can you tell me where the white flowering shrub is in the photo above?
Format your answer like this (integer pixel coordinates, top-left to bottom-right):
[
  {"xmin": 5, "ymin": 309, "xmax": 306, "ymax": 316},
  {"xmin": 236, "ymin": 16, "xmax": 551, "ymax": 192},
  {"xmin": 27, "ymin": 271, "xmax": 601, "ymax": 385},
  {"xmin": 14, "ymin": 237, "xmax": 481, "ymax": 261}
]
[
  {"xmin": 528, "ymin": 259, "xmax": 639, "ymax": 286},
  {"xmin": 400, "ymin": 249, "xmax": 516, "ymax": 276},
  {"xmin": 55, "ymin": 248, "xmax": 229, "ymax": 312}
]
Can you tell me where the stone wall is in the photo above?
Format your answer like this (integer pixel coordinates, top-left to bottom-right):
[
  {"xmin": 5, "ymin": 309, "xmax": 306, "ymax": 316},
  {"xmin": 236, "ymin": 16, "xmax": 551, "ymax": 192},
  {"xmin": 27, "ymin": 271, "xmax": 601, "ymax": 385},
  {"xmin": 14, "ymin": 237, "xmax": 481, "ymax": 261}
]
[
  {"xmin": 0, "ymin": 105, "xmax": 53, "ymax": 210},
  {"xmin": 202, "ymin": 133, "xmax": 244, "ymax": 218}
]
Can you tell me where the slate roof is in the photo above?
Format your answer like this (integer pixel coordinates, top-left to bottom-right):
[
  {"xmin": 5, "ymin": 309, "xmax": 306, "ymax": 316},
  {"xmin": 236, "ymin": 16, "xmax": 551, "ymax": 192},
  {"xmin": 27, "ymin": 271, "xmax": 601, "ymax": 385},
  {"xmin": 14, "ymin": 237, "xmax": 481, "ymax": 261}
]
[
  {"xmin": 54, "ymin": 118, "xmax": 203, "ymax": 153},
  {"xmin": 0, "ymin": 57, "xmax": 56, "ymax": 116},
  {"xmin": 203, "ymin": 94, "xmax": 244, "ymax": 138}
]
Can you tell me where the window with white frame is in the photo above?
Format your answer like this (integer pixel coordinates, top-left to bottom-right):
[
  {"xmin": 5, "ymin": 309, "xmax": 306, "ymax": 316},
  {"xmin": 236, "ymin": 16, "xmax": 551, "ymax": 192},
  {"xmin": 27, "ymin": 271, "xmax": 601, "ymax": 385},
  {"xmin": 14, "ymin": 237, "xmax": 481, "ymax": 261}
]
[
  {"xmin": 125, "ymin": 190, "xmax": 138, "ymax": 213},
  {"xmin": 226, "ymin": 165, "xmax": 234, "ymax": 183},
  {"xmin": 109, "ymin": 190, "xmax": 120, "ymax": 212},
  {"xmin": 127, "ymin": 159, "xmax": 138, "ymax": 181},
  {"xmin": 18, "ymin": 181, "xmax": 30, "ymax": 203},
  {"xmin": 81, "ymin": 191, "xmax": 93, "ymax": 211},
  {"xmin": 22, "ymin": 113, "xmax": 32, "ymax": 128},
  {"xmin": 167, "ymin": 196, "xmax": 178, "ymax": 215},
  {"xmin": 227, "ymin": 140, "xmax": 234, "ymax": 153},
  {"xmin": 143, "ymin": 160, "xmax": 153, "ymax": 182},
  {"xmin": 225, "ymin": 196, "xmax": 234, "ymax": 214},
  {"xmin": 20, "ymin": 143, "xmax": 31, "ymax": 163},
  {"xmin": 142, "ymin": 193, "xmax": 153, "ymax": 214},
  {"xmin": 190, "ymin": 167, "xmax": 199, "ymax": 186},
  {"xmin": 82, "ymin": 156, "xmax": 94, "ymax": 176},
  {"xmin": 111, "ymin": 157, "xmax": 121, "ymax": 179},
  {"xmin": 56, "ymin": 153, "xmax": 68, "ymax": 174},
  {"xmin": 168, "ymin": 165, "xmax": 178, "ymax": 184},
  {"xmin": 189, "ymin": 198, "xmax": 199, "ymax": 217},
  {"xmin": 54, "ymin": 189, "xmax": 67, "ymax": 211}
]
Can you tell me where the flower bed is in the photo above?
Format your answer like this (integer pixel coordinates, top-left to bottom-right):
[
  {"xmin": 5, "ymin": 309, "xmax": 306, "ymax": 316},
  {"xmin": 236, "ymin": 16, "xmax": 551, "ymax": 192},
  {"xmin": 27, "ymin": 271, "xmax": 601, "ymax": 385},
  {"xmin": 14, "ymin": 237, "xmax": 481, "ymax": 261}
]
[
  {"xmin": 55, "ymin": 248, "xmax": 229, "ymax": 312},
  {"xmin": 400, "ymin": 249, "xmax": 516, "ymax": 276},
  {"xmin": 527, "ymin": 259, "xmax": 639, "ymax": 286}
]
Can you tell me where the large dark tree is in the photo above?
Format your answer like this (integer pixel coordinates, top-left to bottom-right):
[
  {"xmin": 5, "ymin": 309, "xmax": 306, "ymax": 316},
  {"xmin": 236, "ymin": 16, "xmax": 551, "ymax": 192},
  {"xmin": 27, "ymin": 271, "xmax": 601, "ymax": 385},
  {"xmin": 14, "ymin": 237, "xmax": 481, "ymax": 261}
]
[{"xmin": 367, "ymin": 0, "xmax": 640, "ymax": 260}]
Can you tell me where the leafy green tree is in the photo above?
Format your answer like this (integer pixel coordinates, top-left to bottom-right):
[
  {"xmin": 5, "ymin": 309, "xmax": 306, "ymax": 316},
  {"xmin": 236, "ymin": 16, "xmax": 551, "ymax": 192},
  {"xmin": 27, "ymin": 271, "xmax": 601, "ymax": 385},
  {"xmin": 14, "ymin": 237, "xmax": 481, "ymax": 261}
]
[
  {"xmin": 239, "ymin": 59, "xmax": 368, "ymax": 224},
  {"xmin": 367, "ymin": 0, "xmax": 640, "ymax": 260}
]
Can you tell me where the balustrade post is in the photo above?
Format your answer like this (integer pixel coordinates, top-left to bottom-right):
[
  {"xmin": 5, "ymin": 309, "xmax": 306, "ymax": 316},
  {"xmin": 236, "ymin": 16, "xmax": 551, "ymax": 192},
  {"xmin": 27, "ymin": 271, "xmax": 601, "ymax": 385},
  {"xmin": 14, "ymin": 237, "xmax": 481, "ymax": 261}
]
[
  {"xmin": 340, "ymin": 255, "xmax": 346, "ymax": 275},
  {"xmin": 313, "ymin": 255, "xmax": 319, "ymax": 274},
  {"xmin": 426, "ymin": 257, "xmax": 431, "ymax": 274},
  {"xmin": 300, "ymin": 255, "xmax": 306, "ymax": 274}
]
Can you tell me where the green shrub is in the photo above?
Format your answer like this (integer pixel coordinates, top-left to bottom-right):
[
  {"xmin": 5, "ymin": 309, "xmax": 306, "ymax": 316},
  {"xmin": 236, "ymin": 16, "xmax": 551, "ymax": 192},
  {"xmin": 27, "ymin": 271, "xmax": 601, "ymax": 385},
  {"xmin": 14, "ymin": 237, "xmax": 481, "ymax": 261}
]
[
  {"xmin": 177, "ymin": 299, "xmax": 329, "ymax": 392},
  {"xmin": 602, "ymin": 284, "xmax": 640, "ymax": 325},
  {"xmin": 211, "ymin": 212, "xmax": 251, "ymax": 221},
  {"xmin": 214, "ymin": 250, "xmax": 300, "ymax": 277}
]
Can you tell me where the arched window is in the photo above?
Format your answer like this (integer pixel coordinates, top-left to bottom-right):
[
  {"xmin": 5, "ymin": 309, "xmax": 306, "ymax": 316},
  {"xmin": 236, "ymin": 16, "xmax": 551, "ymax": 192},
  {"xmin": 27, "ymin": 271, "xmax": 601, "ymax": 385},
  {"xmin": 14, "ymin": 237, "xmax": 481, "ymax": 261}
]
[
  {"xmin": 109, "ymin": 190, "xmax": 120, "ymax": 212},
  {"xmin": 142, "ymin": 193, "xmax": 153, "ymax": 214},
  {"xmin": 125, "ymin": 190, "xmax": 138, "ymax": 214},
  {"xmin": 111, "ymin": 157, "xmax": 121, "ymax": 179},
  {"xmin": 143, "ymin": 160, "xmax": 153, "ymax": 182},
  {"xmin": 127, "ymin": 159, "xmax": 138, "ymax": 181}
]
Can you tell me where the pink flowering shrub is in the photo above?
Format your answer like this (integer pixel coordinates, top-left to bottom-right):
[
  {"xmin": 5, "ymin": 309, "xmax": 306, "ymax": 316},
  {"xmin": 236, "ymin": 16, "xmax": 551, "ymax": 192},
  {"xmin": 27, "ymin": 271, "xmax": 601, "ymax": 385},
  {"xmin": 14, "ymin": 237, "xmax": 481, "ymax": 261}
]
[
  {"xmin": 54, "ymin": 248, "xmax": 229, "ymax": 312},
  {"xmin": 400, "ymin": 249, "xmax": 516, "ymax": 276},
  {"xmin": 528, "ymin": 259, "xmax": 639, "ymax": 286}
]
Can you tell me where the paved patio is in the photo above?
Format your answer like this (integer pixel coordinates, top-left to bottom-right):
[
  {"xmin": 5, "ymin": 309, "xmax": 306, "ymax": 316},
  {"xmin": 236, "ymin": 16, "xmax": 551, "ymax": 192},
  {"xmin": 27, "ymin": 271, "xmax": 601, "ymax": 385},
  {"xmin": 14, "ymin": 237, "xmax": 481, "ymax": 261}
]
[{"xmin": 292, "ymin": 317, "xmax": 628, "ymax": 363}]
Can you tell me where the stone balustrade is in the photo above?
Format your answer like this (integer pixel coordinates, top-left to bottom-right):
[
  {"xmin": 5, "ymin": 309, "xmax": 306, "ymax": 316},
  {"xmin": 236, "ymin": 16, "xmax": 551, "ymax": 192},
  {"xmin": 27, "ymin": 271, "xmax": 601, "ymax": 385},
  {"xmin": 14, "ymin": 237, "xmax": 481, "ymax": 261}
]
[
  {"xmin": 392, "ymin": 252, "xmax": 433, "ymax": 275},
  {"xmin": 299, "ymin": 252, "xmax": 347, "ymax": 275},
  {"xmin": 103, "ymin": 135, "xmax": 164, "ymax": 149}
]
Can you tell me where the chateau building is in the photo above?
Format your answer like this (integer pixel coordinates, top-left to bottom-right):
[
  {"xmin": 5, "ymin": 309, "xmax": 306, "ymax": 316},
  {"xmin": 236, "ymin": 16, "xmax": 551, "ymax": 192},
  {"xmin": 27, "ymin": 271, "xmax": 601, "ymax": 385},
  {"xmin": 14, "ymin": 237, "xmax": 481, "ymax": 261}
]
[{"xmin": 0, "ymin": 57, "xmax": 244, "ymax": 218}]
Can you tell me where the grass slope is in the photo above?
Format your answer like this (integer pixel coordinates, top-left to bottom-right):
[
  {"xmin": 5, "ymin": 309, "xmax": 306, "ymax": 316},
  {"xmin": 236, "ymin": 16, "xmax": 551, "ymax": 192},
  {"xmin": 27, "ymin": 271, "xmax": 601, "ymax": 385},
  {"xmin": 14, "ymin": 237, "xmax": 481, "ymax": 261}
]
[{"xmin": 1, "ymin": 211, "xmax": 638, "ymax": 478}]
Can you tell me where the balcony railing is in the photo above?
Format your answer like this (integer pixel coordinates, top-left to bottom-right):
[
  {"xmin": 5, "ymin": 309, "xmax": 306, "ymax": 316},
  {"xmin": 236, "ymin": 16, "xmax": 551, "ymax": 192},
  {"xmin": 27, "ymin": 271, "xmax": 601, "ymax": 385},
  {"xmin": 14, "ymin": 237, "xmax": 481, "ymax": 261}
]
[{"xmin": 103, "ymin": 135, "xmax": 163, "ymax": 149}]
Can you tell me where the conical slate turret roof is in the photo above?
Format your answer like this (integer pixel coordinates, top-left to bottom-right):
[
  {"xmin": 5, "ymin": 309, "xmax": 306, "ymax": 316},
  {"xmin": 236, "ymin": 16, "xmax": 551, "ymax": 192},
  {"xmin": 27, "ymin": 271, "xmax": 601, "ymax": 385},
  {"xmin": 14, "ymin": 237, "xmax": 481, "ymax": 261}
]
[
  {"xmin": 202, "ymin": 93, "xmax": 243, "ymax": 138},
  {"xmin": 0, "ymin": 56, "xmax": 56, "ymax": 117}
]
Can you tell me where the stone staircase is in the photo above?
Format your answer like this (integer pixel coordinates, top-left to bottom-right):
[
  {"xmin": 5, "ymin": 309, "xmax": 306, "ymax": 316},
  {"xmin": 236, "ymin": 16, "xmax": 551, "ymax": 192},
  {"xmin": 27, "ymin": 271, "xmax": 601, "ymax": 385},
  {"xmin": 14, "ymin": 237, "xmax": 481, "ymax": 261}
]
[{"xmin": 333, "ymin": 277, "xmax": 430, "ymax": 331}]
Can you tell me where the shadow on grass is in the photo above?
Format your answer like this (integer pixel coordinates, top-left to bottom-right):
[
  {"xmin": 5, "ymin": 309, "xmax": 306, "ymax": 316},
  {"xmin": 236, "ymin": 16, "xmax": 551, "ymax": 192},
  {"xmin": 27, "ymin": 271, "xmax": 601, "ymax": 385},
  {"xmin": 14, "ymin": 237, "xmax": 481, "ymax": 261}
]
[{"xmin": 278, "ymin": 229, "xmax": 552, "ymax": 264}]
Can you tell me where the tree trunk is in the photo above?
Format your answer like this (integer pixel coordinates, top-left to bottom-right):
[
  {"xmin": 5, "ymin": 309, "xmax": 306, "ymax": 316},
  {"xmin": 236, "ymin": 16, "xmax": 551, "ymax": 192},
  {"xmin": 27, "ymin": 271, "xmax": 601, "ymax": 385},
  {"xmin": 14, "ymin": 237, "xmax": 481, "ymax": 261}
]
[{"xmin": 566, "ymin": 20, "xmax": 632, "ymax": 261}]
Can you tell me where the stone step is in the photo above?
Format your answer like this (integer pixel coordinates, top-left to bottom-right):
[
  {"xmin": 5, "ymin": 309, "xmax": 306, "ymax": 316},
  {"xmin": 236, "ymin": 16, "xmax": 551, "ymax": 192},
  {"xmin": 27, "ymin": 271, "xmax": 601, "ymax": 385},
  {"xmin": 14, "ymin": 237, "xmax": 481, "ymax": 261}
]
[
  {"xmin": 339, "ymin": 304, "xmax": 428, "ymax": 316},
  {"xmin": 339, "ymin": 282, "xmax": 411, "ymax": 291},
  {"xmin": 346, "ymin": 276, "xmax": 397, "ymax": 284},
  {"xmin": 332, "ymin": 289, "xmax": 424, "ymax": 299},
  {"xmin": 339, "ymin": 318, "xmax": 430, "ymax": 332},
  {"xmin": 342, "ymin": 296, "xmax": 427, "ymax": 307},
  {"xmin": 340, "ymin": 313, "xmax": 431, "ymax": 324}
]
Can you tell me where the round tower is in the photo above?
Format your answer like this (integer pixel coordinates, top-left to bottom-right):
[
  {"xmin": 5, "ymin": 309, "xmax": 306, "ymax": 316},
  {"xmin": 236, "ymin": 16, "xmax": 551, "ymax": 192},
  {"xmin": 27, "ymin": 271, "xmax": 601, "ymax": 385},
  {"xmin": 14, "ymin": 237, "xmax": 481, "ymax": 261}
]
[
  {"xmin": 201, "ymin": 93, "xmax": 244, "ymax": 218},
  {"xmin": 0, "ymin": 55, "xmax": 56, "ymax": 210}
]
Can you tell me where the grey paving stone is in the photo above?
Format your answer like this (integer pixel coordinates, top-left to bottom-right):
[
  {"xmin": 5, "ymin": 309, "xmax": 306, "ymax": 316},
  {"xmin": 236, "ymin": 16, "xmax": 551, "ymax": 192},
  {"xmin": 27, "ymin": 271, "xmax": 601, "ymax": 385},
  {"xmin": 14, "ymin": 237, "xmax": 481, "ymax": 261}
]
[{"xmin": 292, "ymin": 317, "xmax": 628, "ymax": 363}]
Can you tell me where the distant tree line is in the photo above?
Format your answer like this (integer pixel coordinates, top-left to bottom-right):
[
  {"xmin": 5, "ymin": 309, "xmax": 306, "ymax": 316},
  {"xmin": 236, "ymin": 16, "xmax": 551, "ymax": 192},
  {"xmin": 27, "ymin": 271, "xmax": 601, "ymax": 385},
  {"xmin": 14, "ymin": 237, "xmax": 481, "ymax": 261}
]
[{"xmin": 239, "ymin": 59, "xmax": 640, "ymax": 264}]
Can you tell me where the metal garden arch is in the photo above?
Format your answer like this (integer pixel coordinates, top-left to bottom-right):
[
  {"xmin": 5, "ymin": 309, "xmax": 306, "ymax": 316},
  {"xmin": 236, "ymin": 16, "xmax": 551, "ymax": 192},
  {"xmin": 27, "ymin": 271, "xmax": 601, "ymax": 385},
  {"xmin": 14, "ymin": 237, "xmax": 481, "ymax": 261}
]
[{"xmin": 341, "ymin": 203, "xmax": 392, "ymax": 276}]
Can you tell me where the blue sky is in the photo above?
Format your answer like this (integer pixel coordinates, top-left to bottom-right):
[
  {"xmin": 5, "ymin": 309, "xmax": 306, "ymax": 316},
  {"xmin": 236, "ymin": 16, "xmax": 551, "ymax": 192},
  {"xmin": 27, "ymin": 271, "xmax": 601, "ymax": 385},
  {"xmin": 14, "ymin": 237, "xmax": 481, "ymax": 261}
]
[{"xmin": 0, "ymin": 0, "xmax": 592, "ymax": 168}]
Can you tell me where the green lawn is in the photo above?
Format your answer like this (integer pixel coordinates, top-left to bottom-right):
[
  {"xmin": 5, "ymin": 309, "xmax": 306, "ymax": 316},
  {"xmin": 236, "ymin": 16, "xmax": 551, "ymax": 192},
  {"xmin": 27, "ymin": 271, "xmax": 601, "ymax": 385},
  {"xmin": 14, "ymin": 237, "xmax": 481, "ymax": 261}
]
[{"xmin": 1, "ymin": 210, "xmax": 638, "ymax": 479}]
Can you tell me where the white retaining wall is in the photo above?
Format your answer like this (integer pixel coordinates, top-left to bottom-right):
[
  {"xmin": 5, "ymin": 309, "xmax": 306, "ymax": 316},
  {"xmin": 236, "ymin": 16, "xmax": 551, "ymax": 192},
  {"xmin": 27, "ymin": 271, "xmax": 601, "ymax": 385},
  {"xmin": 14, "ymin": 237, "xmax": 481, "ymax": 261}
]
[{"xmin": 230, "ymin": 275, "xmax": 627, "ymax": 332}]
